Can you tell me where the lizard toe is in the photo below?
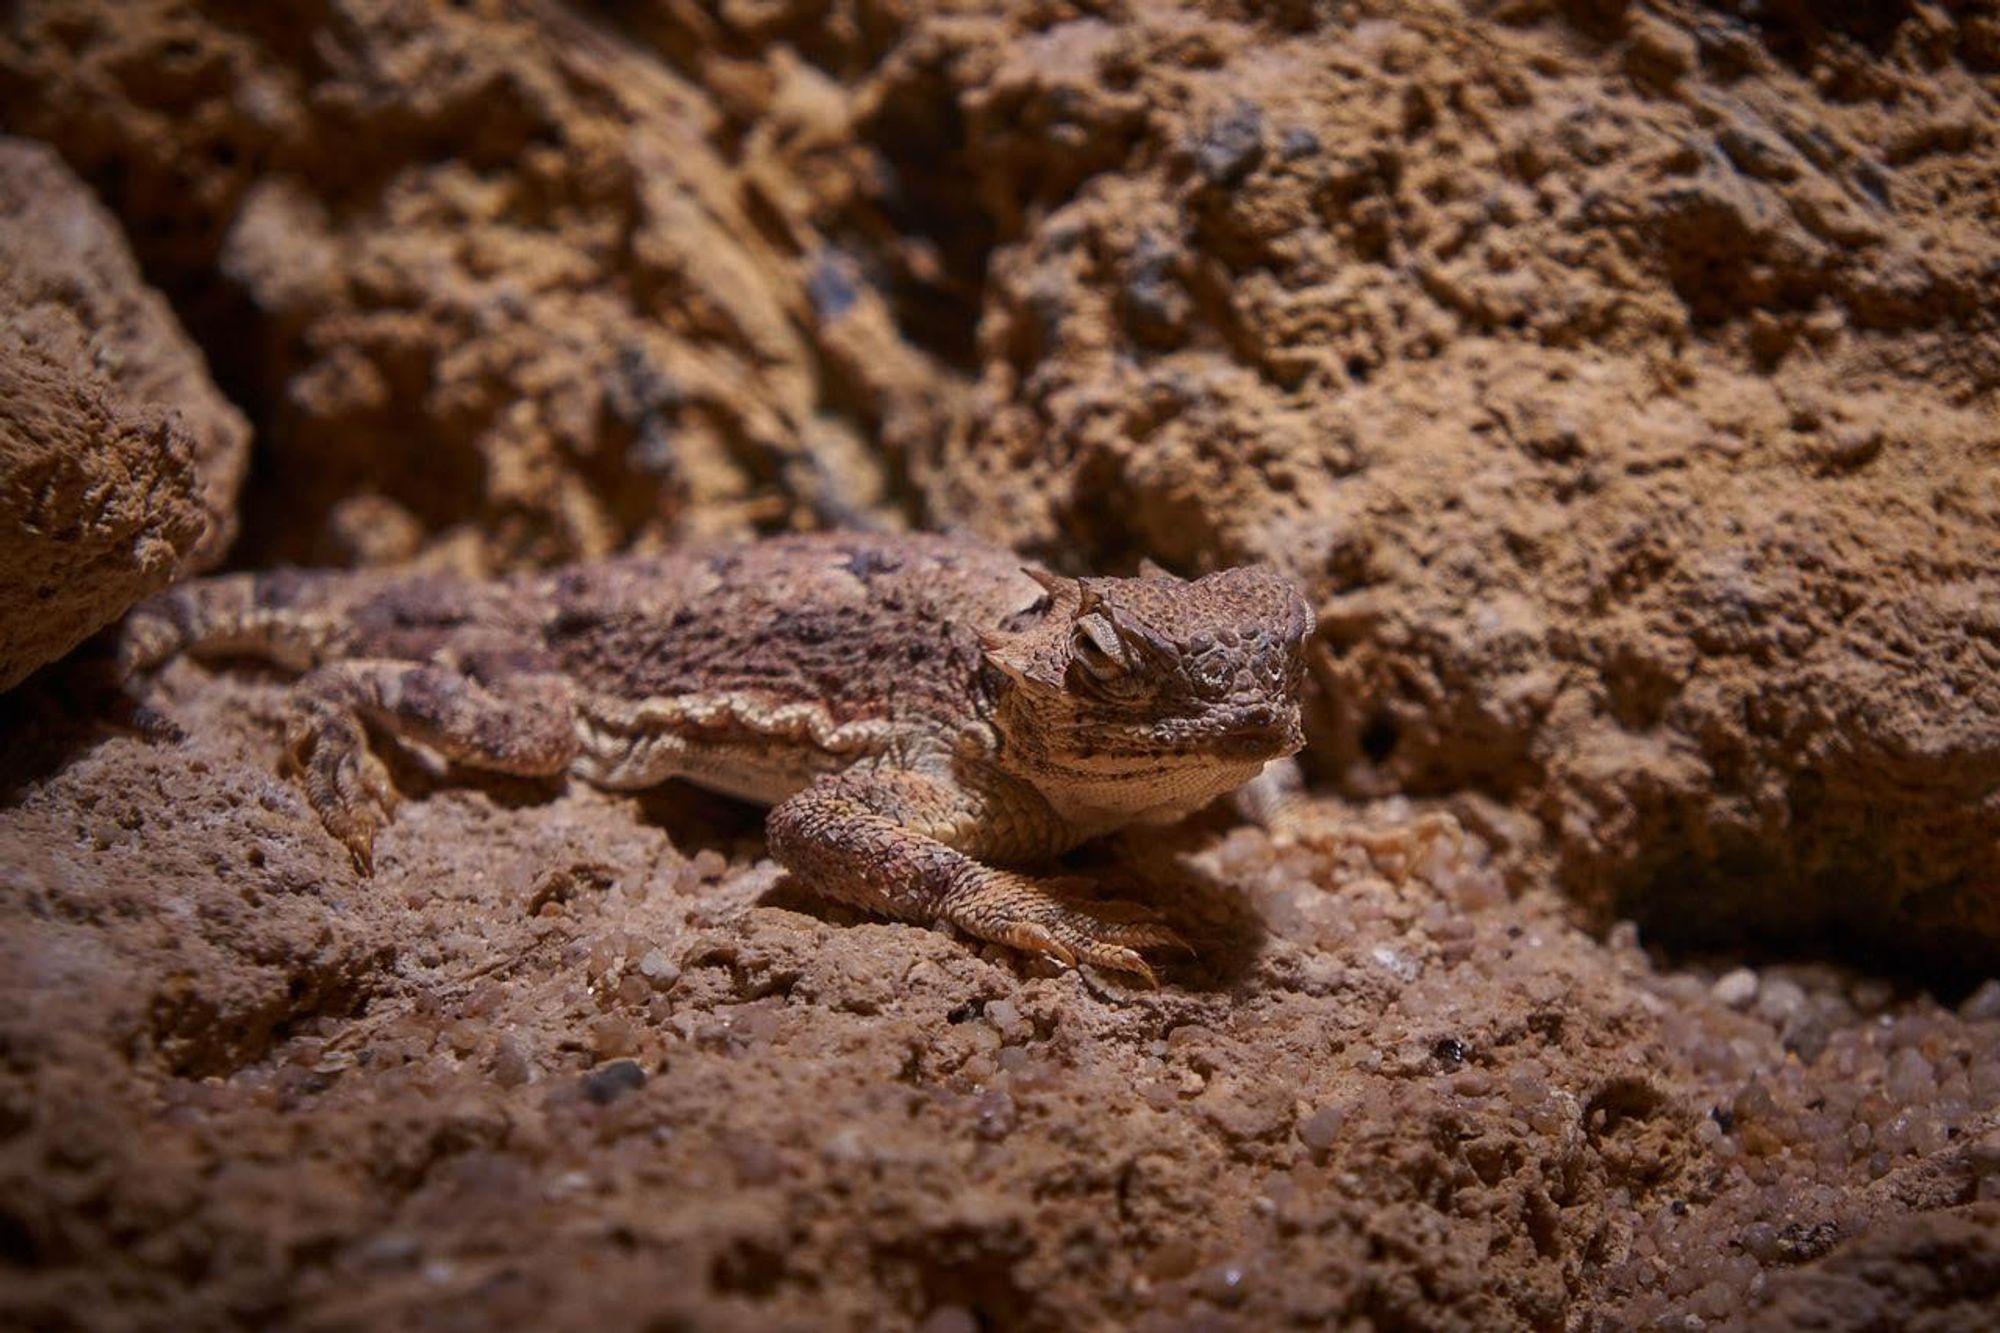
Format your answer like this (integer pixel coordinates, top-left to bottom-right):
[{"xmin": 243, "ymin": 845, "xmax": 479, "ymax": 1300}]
[
  {"xmin": 992, "ymin": 919, "xmax": 1080, "ymax": 970},
  {"xmin": 1097, "ymin": 919, "xmax": 1192, "ymax": 955},
  {"xmin": 1027, "ymin": 894, "xmax": 1187, "ymax": 984},
  {"xmin": 1074, "ymin": 942, "xmax": 1160, "ymax": 988}
]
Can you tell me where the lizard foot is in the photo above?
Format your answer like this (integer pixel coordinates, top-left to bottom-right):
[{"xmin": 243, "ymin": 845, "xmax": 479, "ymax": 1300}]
[
  {"xmin": 943, "ymin": 871, "xmax": 1189, "ymax": 987},
  {"xmin": 285, "ymin": 698, "xmax": 397, "ymax": 874}
]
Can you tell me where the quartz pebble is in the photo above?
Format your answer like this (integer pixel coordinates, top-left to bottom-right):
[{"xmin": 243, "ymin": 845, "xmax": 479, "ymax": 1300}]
[
  {"xmin": 637, "ymin": 949, "xmax": 680, "ymax": 988},
  {"xmin": 1712, "ymin": 968, "xmax": 1758, "ymax": 1009},
  {"xmin": 1884, "ymin": 1048, "xmax": 1934, "ymax": 1102}
]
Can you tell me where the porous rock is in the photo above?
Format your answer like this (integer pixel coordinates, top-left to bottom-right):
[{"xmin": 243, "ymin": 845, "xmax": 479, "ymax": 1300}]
[
  {"xmin": 0, "ymin": 137, "xmax": 248, "ymax": 689},
  {"xmin": 0, "ymin": 0, "xmax": 947, "ymax": 569}
]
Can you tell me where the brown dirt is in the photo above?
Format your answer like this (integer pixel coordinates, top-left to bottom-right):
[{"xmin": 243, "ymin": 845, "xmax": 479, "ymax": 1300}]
[
  {"xmin": 0, "ymin": 137, "xmax": 248, "ymax": 689},
  {"xmin": 1, "ymin": 0, "xmax": 1998, "ymax": 1329}
]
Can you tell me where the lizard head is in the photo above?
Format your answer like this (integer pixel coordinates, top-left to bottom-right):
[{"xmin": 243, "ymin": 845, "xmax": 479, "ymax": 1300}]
[{"xmin": 981, "ymin": 561, "xmax": 1313, "ymax": 824}]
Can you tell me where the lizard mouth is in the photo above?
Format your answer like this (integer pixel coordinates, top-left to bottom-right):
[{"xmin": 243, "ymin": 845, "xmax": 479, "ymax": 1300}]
[{"xmin": 1211, "ymin": 718, "xmax": 1302, "ymax": 759}]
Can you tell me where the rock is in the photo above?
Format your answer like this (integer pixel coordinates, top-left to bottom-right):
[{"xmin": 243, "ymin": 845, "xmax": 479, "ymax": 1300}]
[
  {"xmin": 914, "ymin": 1, "xmax": 2000, "ymax": 972},
  {"xmin": 1961, "ymin": 981, "xmax": 2000, "ymax": 1023},
  {"xmin": 0, "ymin": 138, "xmax": 248, "ymax": 688},
  {"xmin": 1297, "ymin": 1104, "xmax": 1345, "ymax": 1153},
  {"xmin": 0, "ymin": 1, "xmax": 1997, "ymax": 1329},
  {"xmin": 1747, "ymin": 1205, "xmax": 2000, "ymax": 1331},
  {"xmin": 1712, "ymin": 968, "xmax": 1760, "ymax": 1010},
  {"xmin": 580, "ymin": 1059, "xmax": 647, "ymax": 1105},
  {"xmin": 637, "ymin": 949, "xmax": 681, "ymax": 989},
  {"xmin": 1193, "ymin": 99, "xmax": 1264, "ymax": 187},
  {"xmin": 0, "ymin": 1, "xmax": 932, "ymax": 569}
]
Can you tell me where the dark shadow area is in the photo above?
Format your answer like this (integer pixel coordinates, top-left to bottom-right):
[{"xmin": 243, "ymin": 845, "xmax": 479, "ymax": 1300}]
[
  {"xmin": 1080, "ymin": 815, "xmax": 1272, "ymax": 994},
  {"xmin": 1701, "ymin": 0, "xmax": 1920, "ymax": 73},
  {"xmin": 629, "ymin": 778, "xmax": 770, "ymax": 859},
  {"xmin": 0, "ymin": 649, "xmax": 142, "ymax": 810},
  {"xmin": 1617, "ymin": 858, "xmax": 1998, "ymax": 1004},
  {"xmin": 752, "ymin": 872, "xmax": 877, "ymax": 938},
  {"xmin": 849, "ymin": 59, "xmax": 996, "ymax": 376}
]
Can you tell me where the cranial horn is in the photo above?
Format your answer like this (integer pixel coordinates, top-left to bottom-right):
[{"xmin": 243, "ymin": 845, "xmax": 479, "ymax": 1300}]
[
  {"xmin": 1136, "ymin": 557, "xmax": 1172, "ymax": 578},
  {"xmin": 1076, "ymin": 583, "xmax": 1105, "ymax": 616}
]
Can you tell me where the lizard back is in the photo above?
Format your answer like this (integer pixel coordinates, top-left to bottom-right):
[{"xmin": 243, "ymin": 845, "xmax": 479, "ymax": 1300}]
[{"xmin": 531, "ymin": 532, "xmax": 1048, "ymax": 799}]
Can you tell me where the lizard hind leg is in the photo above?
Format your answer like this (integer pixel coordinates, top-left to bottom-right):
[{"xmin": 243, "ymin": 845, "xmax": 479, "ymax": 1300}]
[{"xmin": 285, "ymin": 660, "xmax": 579, "ymax": 872}]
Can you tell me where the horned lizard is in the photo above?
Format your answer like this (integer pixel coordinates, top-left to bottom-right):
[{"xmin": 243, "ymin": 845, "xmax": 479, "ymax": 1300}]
[{"xmin": 119, "ymin": 533, "xmax": 1312, "ymax": 982}]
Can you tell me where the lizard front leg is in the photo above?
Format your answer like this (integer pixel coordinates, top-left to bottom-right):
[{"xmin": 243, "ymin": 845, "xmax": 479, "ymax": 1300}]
[
  {"xmin": 285, "ymin": 661, "xmax": 577, "ymax": 872},
  {"xmin": 766, "ymin": 769, "xmax": 1185, "ymax": 984}
]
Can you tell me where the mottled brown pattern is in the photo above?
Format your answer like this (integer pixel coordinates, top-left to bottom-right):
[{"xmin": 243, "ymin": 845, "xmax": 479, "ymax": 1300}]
[
  {"xmin": 533, "ymin": 533, "xmax": 1027, "ymax": 733},
  {"xmin": 120, "ymin": 532, "xmax": 1312, "ymax": 980}
]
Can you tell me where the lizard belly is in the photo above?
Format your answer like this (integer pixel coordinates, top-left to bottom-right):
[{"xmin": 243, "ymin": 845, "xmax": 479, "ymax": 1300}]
[
  {"xmin": 570, "ymin": 690, "xmax": 904, "ymax": 807},
  {"xmin": 660, "ymin": 743, "xmax": 845, "ymax": 807}
]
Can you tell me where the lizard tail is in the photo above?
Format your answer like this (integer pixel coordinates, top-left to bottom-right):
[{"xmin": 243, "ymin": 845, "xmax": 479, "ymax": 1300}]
[{"xmin": 118, "ymin": 570, "xmax": 342, "ymax": 680}]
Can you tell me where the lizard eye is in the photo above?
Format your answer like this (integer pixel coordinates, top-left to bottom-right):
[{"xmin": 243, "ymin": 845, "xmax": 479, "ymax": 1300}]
[{"xmin": 1190, "ymin": 653, "xmax": 1233, "ymax": 694}]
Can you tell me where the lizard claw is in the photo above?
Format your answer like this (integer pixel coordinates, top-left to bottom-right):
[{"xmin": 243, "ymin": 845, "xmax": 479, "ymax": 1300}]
[{"xmin": 1079, "ymin": 944, "xmax": 1161, "ymax": 989}]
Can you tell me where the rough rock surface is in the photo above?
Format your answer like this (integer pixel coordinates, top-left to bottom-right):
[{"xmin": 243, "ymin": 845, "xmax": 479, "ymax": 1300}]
[
  {"xmin": 1748, "ymin": 1202, "xmax": 2000, "ymax": 1331},
  {"xmin": 901, "ymin": 0, "xmax": 2000, "ymax": 971},
  {"xmin": 0, "ymin": 0, "xmax": 948, "ymax": 570},
  {"xmin": 0, "ymin": 137, "xmax": 249, "ymax": 689},
  {"xmin": 1, "ymin": 0, "xmax": 1998, "ymax": 1327}
]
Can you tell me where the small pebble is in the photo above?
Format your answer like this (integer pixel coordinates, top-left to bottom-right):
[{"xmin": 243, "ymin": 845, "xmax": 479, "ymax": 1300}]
[
  {"xmin": 1711, "ymin": 968, "xmax": 1758, "ymax": 1010},
  {"xmin": 1819, "ymin": 422, "xmax": 1882, "ymax": 468},
  {"xmin": 490, "ymin": 1036, "xmax": 531, "ymax": 1089},
  {"xmin": 974, "ymin": 1087, "xmax": 1016, "ymax": 1140},
  {"xmin": 916, "ymin": 1308, "xmax": 978, "ymax": 1333},
  {"xmin": 589, "ymin": 1014, "xmax": 639, "ymax": 1059},
  {"xmin": 1739, "ymin": 1222, "xmax": 1781, "ymax": 1263},
  {"xmin": 1850, "ymin": 978, "xmax": 1894, "ymax": 1012},
  {"xmin": 581, "ymin": 1059, "xmax": 646, "ymax": 1105},
  {"xmin": 1754, "ymin": 977, "xmax": 1806, "ymax": 1025},
  {"xmin": 1959, "ymin": 979, "xmax": 2000, "ymax": 1022},
  {"xmin": 1885, "ymin": 1047, "xmax": 1935, "ymax": 1103},
  {"xmin": 1298, "ymin": 1104, "xmax": 1345, "ymax": 1152},
  {"xmin": 638, "ymin": 949, "xmax": 681, "ymax": 988},
  {"xmin": 1451, "ymin": 1068, "xmax": 1495, "ymax": 1098},
  {"xmin": 985, "ymin": 998, "xmax": 1029, "ymax": 1042},
  {"xmin": 1371, "ymin": 945, "xmax": 1422, "ymax": 982}
]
